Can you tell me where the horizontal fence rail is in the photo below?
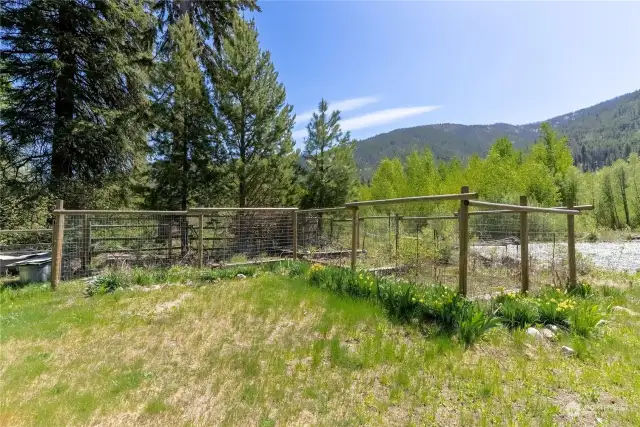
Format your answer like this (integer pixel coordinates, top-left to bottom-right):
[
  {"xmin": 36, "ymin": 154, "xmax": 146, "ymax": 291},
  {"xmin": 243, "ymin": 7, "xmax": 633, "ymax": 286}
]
[{"xmin": 2, "ymin": 190, "xmax": 589, "ymax": 297}]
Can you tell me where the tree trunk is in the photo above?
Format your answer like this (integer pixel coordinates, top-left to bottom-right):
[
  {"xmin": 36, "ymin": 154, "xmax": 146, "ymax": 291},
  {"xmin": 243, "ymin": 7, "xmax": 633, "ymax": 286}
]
[
  {"xmin": 618, "ymin": 169, "xmax": 631, "ymax": 226},
  {"xmin": 181, "ymin": 117, "xmax": 189, "ymax": 256},
  {"xmin": 52, "ymin": 2, "xmax": 76, "ymax": 197}
]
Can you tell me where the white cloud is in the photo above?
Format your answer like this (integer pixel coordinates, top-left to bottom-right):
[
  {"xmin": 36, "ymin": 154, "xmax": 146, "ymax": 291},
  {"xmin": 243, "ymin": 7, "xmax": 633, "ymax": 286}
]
[
  {"xmin": 295, "ymin": 96, "xmax": 378, "ymax": 124},
  {"xmin": 292, "ymin": 128, "xmax": 307, "ymax": 141},
  {"xmin": 341, "ymin": 106, "xmax": 441, "ymax": 131}
]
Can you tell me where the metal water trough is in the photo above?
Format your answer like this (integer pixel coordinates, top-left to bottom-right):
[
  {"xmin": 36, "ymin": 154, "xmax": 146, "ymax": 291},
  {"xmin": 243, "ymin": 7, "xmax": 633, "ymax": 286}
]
[{"xmin": 6, "ymin": 256, "xmax": 52, "ymax": 283}]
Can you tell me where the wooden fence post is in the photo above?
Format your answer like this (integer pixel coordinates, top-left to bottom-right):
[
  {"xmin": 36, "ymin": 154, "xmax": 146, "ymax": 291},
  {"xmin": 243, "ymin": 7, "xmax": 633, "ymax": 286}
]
[
  {"xmin": 292, "ymin": 210, "xmax": 298, "ymax": 260},
  {"xmin": 198, "ymin": 214, "xmax": 204, "ymax": 268},
  {"xmin": 51, "ymin": 200, "xmax": 64, "ymax": 290},
  {"xmin": 81, "ymin": 214, "xmax": 91, "ymax": 274},
  {"xmin": 350, "ymin": 207, "xmax": 359, "ymax": 271},
  {"xmin": 520, "ymin": 195, "xmax": 529, "ymax": 293},
  {"xmin": 567, "ymin": 199, "xmax": 577, "ymax": 288},
  {"xmin": 458, "ymin": 187, "xmax": 469, "ymax": 297}
]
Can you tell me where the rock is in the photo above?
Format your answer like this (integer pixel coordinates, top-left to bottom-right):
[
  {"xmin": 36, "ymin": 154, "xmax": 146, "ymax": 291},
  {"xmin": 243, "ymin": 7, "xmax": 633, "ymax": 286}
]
[
  {"xmin": 612, "ymin": 306, "xmax": 638, "ymax": 317},
  {"xmin": 236, "ymin": 273, "xmax": 246, "ymax": 279},
  {"xmin": 541, "ymin": 328, "xmax": 556, "ymax": 340},
  {"xmin": 526, "ymin": 327, "xmax": 542, "ymax": 339},
  {"xmin": 561, "ymin": 346, "xmax": 576, "ymax": 356},
  {"xmin": 596, "ymin": 319, "xmax": 607, "ymax": 327},
  {"xmin": 548, "ymin": 325, "xmax": 560, "ymax": 332},
  {"xmin": 564, "ymin": 401, "xmax": 581, "ymax": 418}
]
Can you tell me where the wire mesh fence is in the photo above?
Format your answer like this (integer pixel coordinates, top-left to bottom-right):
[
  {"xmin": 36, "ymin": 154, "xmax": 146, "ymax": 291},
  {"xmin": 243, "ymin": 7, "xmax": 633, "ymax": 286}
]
[
  {"xmin": 9, "ymin": 191, "xmax": 631, "ymax": 296},
  {"xmin": 0, "ymin": 229, "xmax": 53, "ymax": 274},
  {"xmin": 296, "ymin": 208, "xmax": 352, "ymax": 267},
  {"xmin": 58, "ymin": 209, "xmax": 296, "ymax": 280}
]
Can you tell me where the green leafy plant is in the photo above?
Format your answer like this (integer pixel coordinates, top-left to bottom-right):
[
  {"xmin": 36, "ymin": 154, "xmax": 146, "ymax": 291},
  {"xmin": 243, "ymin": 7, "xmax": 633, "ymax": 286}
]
[
  {"xmin": 456, "ymin": 304, "xmax": 501, "ymax": 347},
  {"xmin": 85, "ymin": 272, "xmax": 127, "ymax": 296},
  {"xmin": 569, "ymin": 303, "xmax": 601, "ymax": 337},
  {"xmin": 496, "ymin": 295, "xmax": 539, "ymax": 329},
  {"xmin": 568, "ymin": 281, "xmax": 594, "ymax": 298}
]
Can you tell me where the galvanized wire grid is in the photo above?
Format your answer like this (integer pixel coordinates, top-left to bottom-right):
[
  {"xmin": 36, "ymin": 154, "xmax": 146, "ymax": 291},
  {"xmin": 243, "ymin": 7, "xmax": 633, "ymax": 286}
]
[
  {"xmin": 296, "ymin": 210, "xmax": 352, "ymax": 267},
  {"xmin": 61, "ymin": 210, "xmax": 295, "ymax": 279},
  {"xmin": 467, "ymin": 212, "xmax": 570, "ymax": 296}
]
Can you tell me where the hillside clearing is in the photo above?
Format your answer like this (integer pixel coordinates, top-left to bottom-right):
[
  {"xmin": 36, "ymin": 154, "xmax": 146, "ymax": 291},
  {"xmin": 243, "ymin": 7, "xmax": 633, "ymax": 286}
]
[{"xmin": 1, "ymin": 274, "xmax": 640, "ymax": 426}]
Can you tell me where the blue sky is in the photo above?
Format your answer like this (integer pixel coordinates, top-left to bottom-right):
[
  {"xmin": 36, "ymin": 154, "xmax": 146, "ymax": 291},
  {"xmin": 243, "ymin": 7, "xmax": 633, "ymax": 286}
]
[{"xmin": 250, "ymin": 1, "xmax": 640, "ymax": 143}]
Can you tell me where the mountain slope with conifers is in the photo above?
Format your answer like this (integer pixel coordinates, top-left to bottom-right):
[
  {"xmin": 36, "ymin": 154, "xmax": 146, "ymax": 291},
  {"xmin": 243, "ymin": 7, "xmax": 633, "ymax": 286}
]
[{"xmin": 354, "ymin": 90, "xmax": 640, "ymax": 179}]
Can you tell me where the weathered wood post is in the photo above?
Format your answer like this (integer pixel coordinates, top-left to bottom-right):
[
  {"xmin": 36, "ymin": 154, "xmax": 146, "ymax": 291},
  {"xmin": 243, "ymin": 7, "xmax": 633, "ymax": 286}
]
[
  {"xmin": 567, "ymin": 199, "xmax": 577, "ymax": 287},
  {"xmin": 350, "ymin": 207, "xmax": 359, "ymax": 271},
  {"xmin": 198, "ymin": 214, "xmax": 204, "ymax": 268},
  {"xmin": 51, "ymin": 200, "xmax": 65, "ymax": 290},
  {"xmin": 458, "ymin": 187, "xmax": 469, "ymax": 296},
  {"xmin": 81, "ymin": 214, "xmax": 91, "ymax": 274},
  {"xmin": 292, "ymin": 210, "xmax": 298, "ymax": 260},
  {"xmin": 520, "ymin": 195, "xmax": 529, "ymax": 293}
]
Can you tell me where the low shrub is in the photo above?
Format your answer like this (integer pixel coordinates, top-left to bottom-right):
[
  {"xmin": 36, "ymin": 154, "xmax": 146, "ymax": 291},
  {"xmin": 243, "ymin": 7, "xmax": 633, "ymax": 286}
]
[
  {"xmin": 496, "ymin": 295, "xmax": 539, "ymax": 329},
  {"xmin": 85, "ymin": 272, "xmax": 128, "ymax": 296},
  {"xmin": 287, "ymin": 261, "xmax": 310, "ymax": 277},
  {"xmin": 456, "ymin": 304, "xmax": 501, "ymax": 347},
  {"xmin": 569, "ymin": 303, "xmax": 602, "ymax": 337},
  {"xmin": 568, "ymin": 281, "xmax": 594, "ymax": 298}
]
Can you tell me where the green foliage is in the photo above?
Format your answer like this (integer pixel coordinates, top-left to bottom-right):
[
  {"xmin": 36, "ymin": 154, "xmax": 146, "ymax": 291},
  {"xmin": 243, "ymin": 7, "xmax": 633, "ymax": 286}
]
[
  {"xmin": 210, "ymin": 17, "xmax": 298, "ymax": 207},
  {"xmin": 300, "ymin": 99, "xmax": 358, "ymax": 209},
  {"xmin": 2, "ymin": 0, "xmax": 154, "ymax": 207},
  {"xmin": 85, "ymin": 273, "xmax": 128, "ymax": 296},
  {"xmin": 148, "ymin": 15, "xmax": 220, "ymax": 210},
  {"xmin": 569, "ymin": 303, "xmax": 602, "ymax": 337},
  {"xmin": 568, "ymin": 281, "xmax": 594, "ymax": 298},
  {"xmin": 456, "ymin": 304, "xmax": 501, "ymax": 348},
  {"xmin": 496, "ymin": 294, "xmax": 540, "ymax": 329}
]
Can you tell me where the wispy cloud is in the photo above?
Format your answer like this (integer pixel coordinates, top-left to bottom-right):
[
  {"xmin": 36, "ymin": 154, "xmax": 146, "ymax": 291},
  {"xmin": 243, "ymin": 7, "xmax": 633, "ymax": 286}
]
[
  {"xmin": 292, "ymin": 128, "xmax": 307, "ymax": 141},
  {"xmin": 341, "ymin": 106, "xmax": 441, "ymax": 131},
  {"xmin": 296, "ymin": 96, "xmax": 378, "ymax": 124}
]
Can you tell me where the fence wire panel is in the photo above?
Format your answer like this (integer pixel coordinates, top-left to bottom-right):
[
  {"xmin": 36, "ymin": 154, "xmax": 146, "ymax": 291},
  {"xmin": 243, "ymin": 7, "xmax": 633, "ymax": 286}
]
[
  {"xmin": 358, "ymin": 215, "xmax": 395, "ymax": 273},
  {"xmin": 528, "ymin": 213, "xmax": 569, "ymax": 290},
  {"xmin": 62, "ymin": 213, "xmax": 187, "ymax": 279},
  {"xmin": 194, "ymin": 211, "xmax": 293, "ymax": 266},
  {"xmin": 468, "ymin": 213, "xmax": 522, "ymax": 296},
  {"xmin": 60, "ymin": 210, "xmax": 295, "ymax": 279},
  {"xmin": 296, "ymin": 210, "xmax": 352, "ymax": 267}
]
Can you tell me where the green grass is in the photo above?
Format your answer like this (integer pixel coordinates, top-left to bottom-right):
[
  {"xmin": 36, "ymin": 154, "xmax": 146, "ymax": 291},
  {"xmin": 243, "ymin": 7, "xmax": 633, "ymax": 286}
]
[{"xmin": 1, "ymin": 272, "xmax": 640, "ymax": 426}]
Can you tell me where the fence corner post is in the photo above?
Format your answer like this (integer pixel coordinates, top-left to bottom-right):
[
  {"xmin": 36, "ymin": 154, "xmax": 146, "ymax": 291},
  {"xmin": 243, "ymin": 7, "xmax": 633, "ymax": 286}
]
[
  {"xmin": 292, "ymin": 210, "xmax": 298, "ymax": 260},
  {"xmin": 198, "ymin": 214, "xmax": 204, "ymax": 268},
  {"xmin": 51, "ymin": 199, "xmax": 65, "ymax": 290},
  {"xmin": 350, "ymin": 206, "xmax": 359, "ymax": 271},
  {"xmin": 458, "ymin": 187, "xmax": 469, "ymax": 297},
  {"xmin": 567, "ymin": 199, "xmax": 577, "ymax": 288},
  {"xmin": 520, "ymin": 195, "xmax": 529, "ymax": 294}
]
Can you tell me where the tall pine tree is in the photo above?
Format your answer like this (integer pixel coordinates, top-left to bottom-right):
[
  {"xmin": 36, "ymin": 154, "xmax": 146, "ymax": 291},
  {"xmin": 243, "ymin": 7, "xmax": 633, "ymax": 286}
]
[
  {"xmin": 148, "ymin": 15, "xmax": 220, "ymax": 211},
  {"xmin": 1, "ymin": 0, "xmax": 154, "ymax": 207},
  {"xmin": 210, "ymin": 17, "xmax": 297, "ymax": 208},
  {"xmin": 301, "ymin": 99, "xmax": 358, "ymax": 209}
]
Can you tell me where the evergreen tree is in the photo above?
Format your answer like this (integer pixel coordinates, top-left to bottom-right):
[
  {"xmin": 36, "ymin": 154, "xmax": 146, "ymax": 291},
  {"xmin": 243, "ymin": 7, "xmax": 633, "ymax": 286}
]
[
  {"xmin": 1, "ymin": 0, "xmax": 154, "ymax": 207},
  {"xmin": 210, "ymin": 17, "xmax": 297, "ymax": 207},
  {"xmin": 148, "ymin": 15, "xmax": 220, "ymax": 211},
  {"xmin": 301, "ymin": 99, "xmax": 358, "ymax": 209}
]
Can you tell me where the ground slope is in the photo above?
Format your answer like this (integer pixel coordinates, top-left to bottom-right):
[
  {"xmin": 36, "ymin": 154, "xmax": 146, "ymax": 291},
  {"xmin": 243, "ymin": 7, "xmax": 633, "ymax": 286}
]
[{"xmin": 1, "ymin": 276, "xmax": 639, "ymax": 426}]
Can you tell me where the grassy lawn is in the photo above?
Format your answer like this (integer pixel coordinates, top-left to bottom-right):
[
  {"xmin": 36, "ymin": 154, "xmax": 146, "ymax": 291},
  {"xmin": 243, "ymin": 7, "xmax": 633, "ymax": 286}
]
[{"xmin": 1, "ymin": 272, "xmax": 640, "ymax": 426}]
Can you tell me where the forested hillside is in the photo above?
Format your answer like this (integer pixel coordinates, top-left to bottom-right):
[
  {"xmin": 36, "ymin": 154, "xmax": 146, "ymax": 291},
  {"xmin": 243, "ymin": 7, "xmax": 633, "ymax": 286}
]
[{"xmin": 355, "ymin": 90, "xmax": 640, "ymax": 179}]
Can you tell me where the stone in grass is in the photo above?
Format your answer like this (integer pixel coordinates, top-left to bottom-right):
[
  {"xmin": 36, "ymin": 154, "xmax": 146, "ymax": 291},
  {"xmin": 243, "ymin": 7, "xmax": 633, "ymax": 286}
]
[
  {"xmin": 236, "ymin": 273, "xmax": 247, "ymax": 279},
  {"xmin": 596, "ymin": 319, "xmax": 607, "ymax": 327},
  {"xmin": 611, "ymin": 306, "xmax": 638, "ymax": 317},
  {"xmin": 526, "ymin": 327, "xmax": 542, "ymax": 339},
  {"xmin": 547, "ymin": 325, "xmax": 560, "ymax": 332},
  {"xmin": 561, "ymin": 346, "xmax": 576, "ymax": 356},
  {"xmin": 541, "ymin": 328, "xmax": 557, "ymax": 340}
]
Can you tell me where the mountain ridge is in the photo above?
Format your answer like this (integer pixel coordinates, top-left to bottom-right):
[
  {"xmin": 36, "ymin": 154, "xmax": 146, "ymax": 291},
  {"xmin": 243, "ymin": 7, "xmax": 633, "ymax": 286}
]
[{"xmin": 354, "ymin": 89, "xmax": 640, "ymax": 179}]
